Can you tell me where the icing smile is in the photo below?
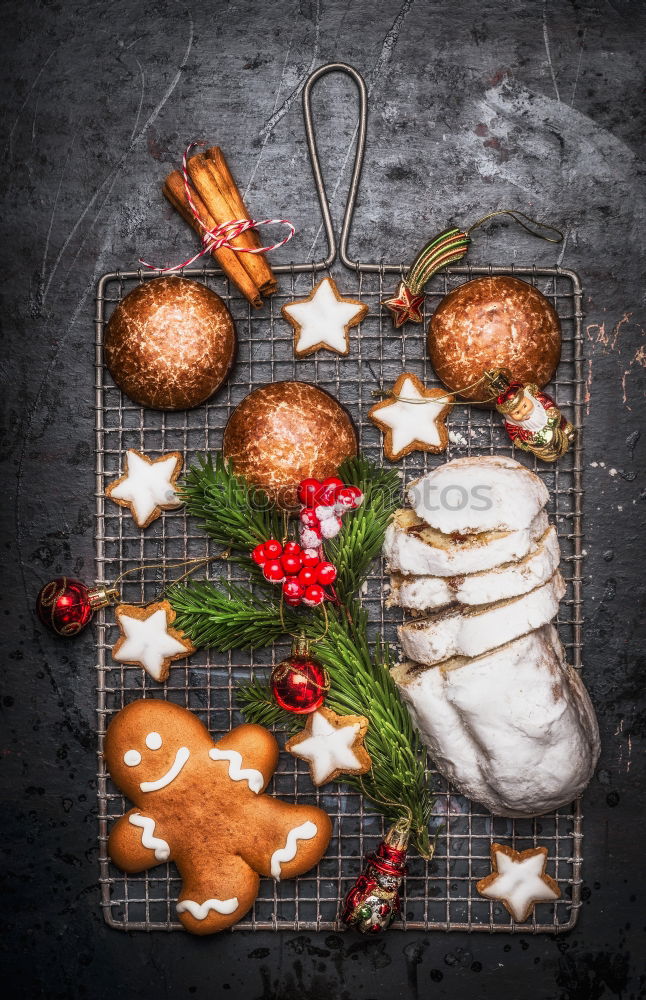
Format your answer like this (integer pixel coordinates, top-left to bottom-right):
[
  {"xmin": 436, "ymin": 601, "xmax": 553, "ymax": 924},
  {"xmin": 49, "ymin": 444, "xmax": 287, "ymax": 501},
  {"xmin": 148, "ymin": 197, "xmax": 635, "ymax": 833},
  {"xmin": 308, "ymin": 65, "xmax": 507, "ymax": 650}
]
[{"xmin": 140, "ymin": 746, "xmax": 190, "ymax": 792}]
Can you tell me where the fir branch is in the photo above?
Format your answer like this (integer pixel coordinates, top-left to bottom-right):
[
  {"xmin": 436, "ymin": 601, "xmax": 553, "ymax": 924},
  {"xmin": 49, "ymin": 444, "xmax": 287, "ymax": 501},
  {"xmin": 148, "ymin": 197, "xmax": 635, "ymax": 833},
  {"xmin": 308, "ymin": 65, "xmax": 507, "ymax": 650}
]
[
  {"xmin": 167, "ymin": 580, "xmax": 297, "ymax": 650},
  {"xmin": 237, "ymin": 681, "xmax": 303, "ymax": 732},
  {"xmin": 328, "ymin": 456, "xmax": 400, "ymax": 601},
  {"xmin": 178, "ymin": 454, "xmax": 283, "ymax": 552},
  {"xmin": 238, "ymin": 600, "xmax": 433, "ymax": 857}
]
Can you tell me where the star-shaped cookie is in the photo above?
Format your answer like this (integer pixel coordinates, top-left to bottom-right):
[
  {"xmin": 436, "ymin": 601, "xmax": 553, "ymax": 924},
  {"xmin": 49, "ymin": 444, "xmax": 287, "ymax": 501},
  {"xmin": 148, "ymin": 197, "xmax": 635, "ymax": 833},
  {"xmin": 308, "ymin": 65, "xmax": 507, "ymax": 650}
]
[
  {"xmin": 368, "ymin": 373, "xmax": 453, "ymax": 461},
  {"xmin": 106, "ymin": 449, "xmax": 183, "ymax": 529},
  {"xmin": 476, "ymin": 843, "xmax": 561, "ymax": 922},
  {"xmin": 281, "ymin": 277, "xmax": 368, "ymax": 358},
  {"xmin": 112, "ymin": 600, "xmax": 195, "ymax": 682},
  {"xmin": 285, "ymin": 706, "xmax": 371, "ymax": 786},
  {"xmin": 381, "ymin": 281, "xmax": 425, "ymax": 328}
]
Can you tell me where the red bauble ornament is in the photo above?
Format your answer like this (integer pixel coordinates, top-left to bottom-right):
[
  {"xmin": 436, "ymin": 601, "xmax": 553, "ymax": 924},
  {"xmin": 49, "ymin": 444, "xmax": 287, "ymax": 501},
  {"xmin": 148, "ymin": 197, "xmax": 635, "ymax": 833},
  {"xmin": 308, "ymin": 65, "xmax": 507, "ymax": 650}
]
[
  {"xmin": 298, "ymin": 478, "xmax": 321, "ymax": 506},
  {"xmin": 283, "ymin": 541, "xmax": 302, "ymax": 557},
  {"xmin": 36, "ymin": 577, "xmax": 118, "ymax": 637},
  {"xmin": 316, "ymin": 561, "xmax": 337, "ymax": 586},
  {"xmin": 263, "ymin": 539, "xmax": 283, "ymax": 559},
  {"xmin": 270, "ymin": 639, "xmax": 329, "ymax": 714},
  {"xmin": 302, "ymin": 584, "xmax": 325, "ymax": 607},
  {"xmin": 301, "ymin": 548, "xmax": 321, "ymax": 568},
  {"xmin": 263, "ymin": 560, "xmax": 285, "ymax": 583}
]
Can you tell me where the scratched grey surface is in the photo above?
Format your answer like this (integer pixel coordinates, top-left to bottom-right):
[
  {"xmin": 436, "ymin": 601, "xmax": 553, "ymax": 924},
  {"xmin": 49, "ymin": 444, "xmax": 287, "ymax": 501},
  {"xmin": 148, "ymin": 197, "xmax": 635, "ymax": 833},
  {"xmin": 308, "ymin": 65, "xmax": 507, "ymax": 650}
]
[{"xmin": 1, "ymin": 1, "xmax": 645, "ymax": 997}]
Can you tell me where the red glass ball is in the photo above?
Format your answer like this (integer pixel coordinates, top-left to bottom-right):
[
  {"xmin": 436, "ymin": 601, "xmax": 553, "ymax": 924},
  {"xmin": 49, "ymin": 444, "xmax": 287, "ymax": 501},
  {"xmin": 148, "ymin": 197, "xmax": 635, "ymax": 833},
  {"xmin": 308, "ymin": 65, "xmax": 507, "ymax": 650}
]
[
  {"xmin": 263, "ymin": 539, "xmax": 283, "ymax": 559},
  {"xmin": 301, "ymin": 548, "xmax": 321, "ymax": 568},
  {"xmin": 36, "ymin": 577, "xmax": 94, "ymax": 637},
  {"xmin": 281, "ymin": 552, "xmax": 303, "ymax": 575},
  {"xmin": 283, "ymin": 541, "xmax": 302, "ymax": 557},
  {"xmin": 316, "ymin": 561, "xmax": 337, "ymax": 586},
  {"xmin": 271, "ymin": 654, "xmax": 328, "ymax": 713},
  {"xmin": 298, "ymin": 478, "xmax": 321, "ymax": 506}
]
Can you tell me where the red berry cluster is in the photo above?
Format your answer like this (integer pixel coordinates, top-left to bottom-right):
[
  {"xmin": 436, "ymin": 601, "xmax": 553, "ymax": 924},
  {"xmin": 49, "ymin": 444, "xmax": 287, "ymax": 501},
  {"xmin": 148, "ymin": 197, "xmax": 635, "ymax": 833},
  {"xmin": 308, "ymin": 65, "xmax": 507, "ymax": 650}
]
[
  {"xmin": 251, "ymin": 539, "xmax": 337, "ymax": 608},
  {"xmin": 297, "ymin": 476, "xmax": 363, "ymax": 549}
]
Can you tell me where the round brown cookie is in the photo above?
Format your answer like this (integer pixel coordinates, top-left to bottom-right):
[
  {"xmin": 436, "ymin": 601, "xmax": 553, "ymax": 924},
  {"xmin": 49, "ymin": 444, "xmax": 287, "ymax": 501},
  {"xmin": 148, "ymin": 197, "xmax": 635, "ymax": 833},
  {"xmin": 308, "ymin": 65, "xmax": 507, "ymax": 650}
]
[
  {"xmin": 427, "ymin": 276, "xmax": 561, "ymax": 403},
  {"xmin": 222, "ymin": 380, "xmax": 357, "ymax": 508},
  {"xmin": 104, "ymin": 277, "xmax": 236, "ymax": 410}
]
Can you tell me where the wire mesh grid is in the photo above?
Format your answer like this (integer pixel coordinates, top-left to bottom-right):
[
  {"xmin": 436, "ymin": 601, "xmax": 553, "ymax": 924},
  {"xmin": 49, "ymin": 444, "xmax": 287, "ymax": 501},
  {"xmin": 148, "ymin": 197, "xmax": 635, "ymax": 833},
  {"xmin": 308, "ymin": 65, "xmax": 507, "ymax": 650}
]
[{"xmin": 94, "ymin": 255, "xmax": 584, "ymax": 934}]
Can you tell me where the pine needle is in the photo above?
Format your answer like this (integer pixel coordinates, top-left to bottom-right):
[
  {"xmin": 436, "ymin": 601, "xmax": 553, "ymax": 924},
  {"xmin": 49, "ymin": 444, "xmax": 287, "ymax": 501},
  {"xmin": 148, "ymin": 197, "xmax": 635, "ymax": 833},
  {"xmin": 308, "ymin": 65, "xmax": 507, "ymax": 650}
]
[
  {"xmin": 167, "ymin": 580, "xmax": 300, "ymax": 650},
  {"xmin": 178, "ymin": 453, "xmax": 283, "ymax": 551},
  {"xmin": 330, "ymin": 456, "xmax": 400, "ymax": 600}
]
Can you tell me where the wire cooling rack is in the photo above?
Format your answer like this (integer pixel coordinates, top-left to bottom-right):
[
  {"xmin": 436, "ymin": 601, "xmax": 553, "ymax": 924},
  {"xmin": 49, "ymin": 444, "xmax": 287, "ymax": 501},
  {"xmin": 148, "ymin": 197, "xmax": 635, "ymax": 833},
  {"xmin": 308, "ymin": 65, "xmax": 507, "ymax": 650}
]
[{"xmin": 95, "ymin": 64, "xmax": 585, "ymax": 933}]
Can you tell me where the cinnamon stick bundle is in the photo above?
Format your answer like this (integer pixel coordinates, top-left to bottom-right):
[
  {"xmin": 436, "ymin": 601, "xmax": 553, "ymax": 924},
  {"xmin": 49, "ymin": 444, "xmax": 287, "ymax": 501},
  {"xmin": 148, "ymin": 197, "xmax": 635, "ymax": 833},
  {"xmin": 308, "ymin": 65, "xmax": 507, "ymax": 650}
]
[
  {"xmin": 163, "ymin": 147, "xmax": 277, "ymax": 307},
  {"xmin": 163, "ymin": 171, "xmax": 262, "ymax": 308},
  {"xmin": 205, "ymin": 148, "xmax": 277, "ymax": 295}
]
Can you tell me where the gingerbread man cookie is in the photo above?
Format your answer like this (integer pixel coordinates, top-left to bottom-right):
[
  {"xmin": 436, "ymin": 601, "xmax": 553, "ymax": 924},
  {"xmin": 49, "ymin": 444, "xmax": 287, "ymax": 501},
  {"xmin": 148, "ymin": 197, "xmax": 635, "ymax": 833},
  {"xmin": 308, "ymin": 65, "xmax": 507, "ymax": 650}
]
[{"xmin": 104, "ymin": 700, "xmax": 332, "ymax": 935}]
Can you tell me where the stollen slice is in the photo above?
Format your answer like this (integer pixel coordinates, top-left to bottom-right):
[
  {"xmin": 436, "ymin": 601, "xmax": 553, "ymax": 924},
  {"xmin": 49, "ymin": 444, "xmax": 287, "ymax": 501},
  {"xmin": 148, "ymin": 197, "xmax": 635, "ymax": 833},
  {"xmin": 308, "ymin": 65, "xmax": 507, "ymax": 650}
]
[
  {"xmin": 384, "ymin": 508, "xmax": 549, "ymax": 578},
  {"xmin": 397, "ymin": 571, "xmax": 566, "ymax": 665},
  {"xmin": 407, "ymin": 455, "xmax": 549, "ymax": 535},
  {"xmin": 388, "ymin": 525, "xmax": 560, "ymax": 613}
]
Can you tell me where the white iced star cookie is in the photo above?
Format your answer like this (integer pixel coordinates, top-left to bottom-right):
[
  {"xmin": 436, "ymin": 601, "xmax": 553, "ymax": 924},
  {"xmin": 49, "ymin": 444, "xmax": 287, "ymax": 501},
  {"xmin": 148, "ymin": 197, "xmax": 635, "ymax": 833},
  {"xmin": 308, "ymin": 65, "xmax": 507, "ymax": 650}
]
[
  {"xmin": 281, "ymin": 277, "xmax": 368, "ymax": 358},
  {"xmin": 476, "ymin": 843, "xmax": 561, "ymax": 922},
  {"xmin": 112, "ymin": 600, "xmax": 195, "ymax": 683},
  {"xmin": 368, "ymin": 373, "xmax": 453, "ymax": 461},
  {"xmin": 285, "ymin": 706, "xmax": 371, "ymax": 786},
  {"xmin": 106, "ymin": 449, "xmax": 183, "ymax": 529}
]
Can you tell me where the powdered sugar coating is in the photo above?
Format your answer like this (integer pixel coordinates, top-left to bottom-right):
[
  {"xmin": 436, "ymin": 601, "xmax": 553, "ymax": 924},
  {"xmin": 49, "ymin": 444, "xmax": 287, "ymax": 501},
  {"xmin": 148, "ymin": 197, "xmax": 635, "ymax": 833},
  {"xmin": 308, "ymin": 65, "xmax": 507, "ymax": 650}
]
[
  {"xmin": 384, "ymin": 508, "xmax": 549, "ymax": 577},
  {"xmin": 389, "ymin": 525, "xmax": 560, "ymax": 611},
  {"xmin": 391, "ymin": 626, "xmax": 600, "ymax": 817},
  {"xmin": 397, "ymin": 571, "xmax": 566, "ymax": 664},
  {"xmin": 408, "ymin": 455, "xmax": 549, "ymax": 534}
]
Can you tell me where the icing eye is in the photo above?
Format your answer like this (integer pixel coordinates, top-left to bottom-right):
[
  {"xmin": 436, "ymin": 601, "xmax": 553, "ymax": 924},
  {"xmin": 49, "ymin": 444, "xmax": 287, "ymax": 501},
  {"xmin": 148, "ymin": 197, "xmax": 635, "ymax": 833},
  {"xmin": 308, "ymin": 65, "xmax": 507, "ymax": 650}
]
[
  {"xmin": 145, "ymin": 732, "xmax": 162, "ymax": 751},
  {"xmin": 124, "ymin": 749, "xmax": 142, "ymax": 767}
]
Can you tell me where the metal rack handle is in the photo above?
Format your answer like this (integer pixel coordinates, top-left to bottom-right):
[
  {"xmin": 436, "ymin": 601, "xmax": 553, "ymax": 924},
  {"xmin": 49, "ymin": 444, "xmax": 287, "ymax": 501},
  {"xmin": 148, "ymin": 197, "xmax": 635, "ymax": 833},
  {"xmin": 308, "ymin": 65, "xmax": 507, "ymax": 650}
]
[{"xmin": 302, "ymin": 62, "xmax": 368, "ymax": 271}]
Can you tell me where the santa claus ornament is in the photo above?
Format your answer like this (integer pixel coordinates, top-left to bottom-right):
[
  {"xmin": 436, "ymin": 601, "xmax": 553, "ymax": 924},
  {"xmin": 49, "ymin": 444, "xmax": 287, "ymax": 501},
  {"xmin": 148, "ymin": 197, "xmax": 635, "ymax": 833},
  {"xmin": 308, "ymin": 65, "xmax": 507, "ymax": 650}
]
[
  {"xmin": 342, "ymin": 819, "xmax": 409, "ymax": 933},
  {"xmin": 485, "ymin": 369, "xmax": 575, "ymax": 462}
]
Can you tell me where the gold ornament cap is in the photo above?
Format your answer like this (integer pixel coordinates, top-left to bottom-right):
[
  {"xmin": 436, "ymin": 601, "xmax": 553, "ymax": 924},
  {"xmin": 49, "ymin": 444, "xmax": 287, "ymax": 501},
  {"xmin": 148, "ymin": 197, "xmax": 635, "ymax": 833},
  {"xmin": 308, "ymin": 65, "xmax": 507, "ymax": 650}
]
[{"xmin": 87, "ymin": 585, "xmax": 120, "ymax": 611}]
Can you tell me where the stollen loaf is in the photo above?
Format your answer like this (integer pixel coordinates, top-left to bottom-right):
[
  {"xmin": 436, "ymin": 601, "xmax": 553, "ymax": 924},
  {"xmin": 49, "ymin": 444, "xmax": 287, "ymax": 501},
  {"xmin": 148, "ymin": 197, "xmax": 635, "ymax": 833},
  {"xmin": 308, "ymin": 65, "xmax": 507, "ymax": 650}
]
[{"xmin": 391, "ymin": 627, "xmax": 600, "ymax": 817}]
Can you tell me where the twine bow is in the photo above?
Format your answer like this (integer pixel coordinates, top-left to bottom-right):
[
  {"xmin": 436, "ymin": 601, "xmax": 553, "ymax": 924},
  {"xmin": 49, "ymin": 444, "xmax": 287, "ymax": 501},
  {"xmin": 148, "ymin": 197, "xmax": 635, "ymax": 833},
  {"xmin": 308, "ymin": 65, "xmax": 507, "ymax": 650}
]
[{"xmin": 140, "ymin": 142, "xmax": 295, "ymax": 272}]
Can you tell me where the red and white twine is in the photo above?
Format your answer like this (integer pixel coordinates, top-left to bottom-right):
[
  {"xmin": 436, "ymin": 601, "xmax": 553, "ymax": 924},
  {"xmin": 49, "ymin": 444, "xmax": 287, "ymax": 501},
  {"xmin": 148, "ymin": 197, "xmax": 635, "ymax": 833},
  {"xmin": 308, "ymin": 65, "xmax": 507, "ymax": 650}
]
[{"xmin": 139, "ymin": 141, "xmax": 295, "ymax": 272}]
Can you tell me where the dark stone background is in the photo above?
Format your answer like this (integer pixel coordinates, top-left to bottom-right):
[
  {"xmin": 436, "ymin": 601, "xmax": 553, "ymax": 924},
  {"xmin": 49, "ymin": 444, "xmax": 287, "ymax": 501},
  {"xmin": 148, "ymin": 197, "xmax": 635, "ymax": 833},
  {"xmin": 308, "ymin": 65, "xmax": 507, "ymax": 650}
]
[{"xmin": 1, "ymin": 1, "xmax": 644, "ymax": 997}]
